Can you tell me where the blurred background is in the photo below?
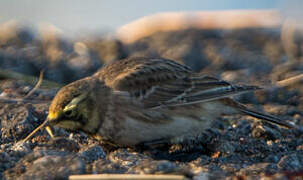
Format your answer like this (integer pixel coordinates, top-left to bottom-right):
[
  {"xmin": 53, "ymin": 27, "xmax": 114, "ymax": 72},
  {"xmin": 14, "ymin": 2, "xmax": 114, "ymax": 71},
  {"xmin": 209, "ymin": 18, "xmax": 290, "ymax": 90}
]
[
  {"xmin": 0, "ymin": 0, "xmax": 301, "ymax": 36},
  {"xmin": 0, "ymin": 0, "xmax": 302, "ymax": 87}
]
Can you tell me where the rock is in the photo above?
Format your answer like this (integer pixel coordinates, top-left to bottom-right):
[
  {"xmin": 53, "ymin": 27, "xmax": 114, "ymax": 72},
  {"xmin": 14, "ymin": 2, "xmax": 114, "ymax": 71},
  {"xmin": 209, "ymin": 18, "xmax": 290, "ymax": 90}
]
[
  {"xmin": 108, "ymin": 148, "xmax": 150, "ymax": 167},
  {"xmin": 79, "ymin": 145, "xmax": 106, "ymax": 163},
  {"xmin": 0, "ymin": 152, "xmax": 12, "ymax": 172},
  {"xmin": 4, "ymin": 148, "xmax": 85, "ymax": 180},
  {"xmin": 128, "ymin": 160, "xmax": 182, "ymax": 174},
  {"xmin": 16, "ymin": 155, "xmax": 85, "ymax": 180},
  {"xmin": 216, "ymin": 141, "xmax": 236, "ymax": 156},
  {"xmin": 0, "ymin": 104, "xmax": 39, "ymax": 142},
  {"xmin": 278, "ymin": 154, "xmax": 303, "ymax": 171},
  {"xmin": 43, "ymin": 137, "xmax": 80, "ymax": 152},
  {"xmin": 237, "ymin": 163, "xmax": 278, "ymax": 176},
  {"xmin": 251, "ymin": 124, "xmax": 281, "ymax": 140},
  {"xmin": 193, "ymin": 172, "xmax": 209, "ymax": 180},
  {"xmin": 93, "ymin": 159, "xmax": 127, "ymax": 174}
]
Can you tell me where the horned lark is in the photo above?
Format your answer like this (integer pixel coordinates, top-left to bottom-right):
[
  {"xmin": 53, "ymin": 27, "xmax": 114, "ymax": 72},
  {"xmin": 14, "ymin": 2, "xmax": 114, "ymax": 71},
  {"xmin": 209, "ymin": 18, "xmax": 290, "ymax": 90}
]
[{"xmin": 24, "ymin": 57, "xmax": 295, "ymax": 146}]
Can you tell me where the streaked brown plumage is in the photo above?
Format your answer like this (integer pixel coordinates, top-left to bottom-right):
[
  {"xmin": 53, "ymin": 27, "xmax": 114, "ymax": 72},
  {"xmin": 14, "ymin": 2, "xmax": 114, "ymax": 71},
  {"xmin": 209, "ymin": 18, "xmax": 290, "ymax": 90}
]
[{"xmin": 30, "ymin": 57, "xmax": 295, "ymax": 147}]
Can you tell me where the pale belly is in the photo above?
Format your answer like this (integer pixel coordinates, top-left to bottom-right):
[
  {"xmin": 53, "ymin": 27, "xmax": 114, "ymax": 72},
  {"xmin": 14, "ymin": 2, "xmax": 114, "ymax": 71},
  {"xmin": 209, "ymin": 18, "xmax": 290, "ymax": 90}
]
[
  {"xmin": 102, "ymin": 101, "xmax": 238, "ymax": 146},
  {"xmin": 115, "ymin": 115, "xmax": 211, "ymax": 146}
]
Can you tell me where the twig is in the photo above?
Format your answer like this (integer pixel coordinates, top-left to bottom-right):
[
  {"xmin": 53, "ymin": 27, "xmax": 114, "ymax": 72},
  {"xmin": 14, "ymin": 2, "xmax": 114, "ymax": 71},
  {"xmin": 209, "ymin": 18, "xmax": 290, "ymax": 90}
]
[
  {"xmin": 22, "ymin": 120, "xmax": 48, "ymax": 142},
  {"xmin": 276, "ymin": 74, "xmax": 303, "ymax": 87},
  {"xmin": 0, "ymin": 69, "xmax": 51, "ymax": 104},
  {"xmin": 0, "ymin": 68, "xmax": 62, "ymax": 88},
  {"xmin": 68, "ymin": 174, "xmax": 188, "ymax": 180},
  {"xmin": 23, "ymin": 69, "xmax": 44, "ymax": 100}
]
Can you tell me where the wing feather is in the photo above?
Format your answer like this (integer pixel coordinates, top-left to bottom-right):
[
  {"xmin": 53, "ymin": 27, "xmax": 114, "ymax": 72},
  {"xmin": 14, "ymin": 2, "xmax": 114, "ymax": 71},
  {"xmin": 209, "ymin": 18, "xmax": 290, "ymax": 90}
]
[{"xmin": 98, "ymin": 57, "xmax": 261, "ymax": 109}]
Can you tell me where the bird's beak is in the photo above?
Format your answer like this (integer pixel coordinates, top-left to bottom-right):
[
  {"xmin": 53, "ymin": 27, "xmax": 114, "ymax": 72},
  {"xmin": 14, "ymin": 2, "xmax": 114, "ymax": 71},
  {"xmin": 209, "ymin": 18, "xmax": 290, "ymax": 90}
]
[
  {"xmin": 45, "ymin": 124, "xmax": 54, "ymax": 138},
  {"xmin": 22, "ymin": 117, "xmax": 55, "ymax": 143}
]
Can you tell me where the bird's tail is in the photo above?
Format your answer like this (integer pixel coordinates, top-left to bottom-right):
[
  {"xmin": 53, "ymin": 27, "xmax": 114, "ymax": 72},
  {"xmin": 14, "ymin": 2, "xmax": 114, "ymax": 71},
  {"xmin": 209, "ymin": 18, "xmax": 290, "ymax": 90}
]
[
  {"xmin": 220, "ymin": 98, "xmax": 296, "ymax": 129},
  {"xmin": 238, "ymin": 106, "xmax": 296, "ymax": 129}
]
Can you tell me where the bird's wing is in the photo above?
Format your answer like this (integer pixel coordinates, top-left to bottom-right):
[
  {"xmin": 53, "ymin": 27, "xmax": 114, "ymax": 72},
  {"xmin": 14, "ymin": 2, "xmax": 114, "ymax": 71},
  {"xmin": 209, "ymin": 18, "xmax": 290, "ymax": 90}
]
[{"xmin": 98, "ymin": 57, "xmax": 260, "ymax": 109}]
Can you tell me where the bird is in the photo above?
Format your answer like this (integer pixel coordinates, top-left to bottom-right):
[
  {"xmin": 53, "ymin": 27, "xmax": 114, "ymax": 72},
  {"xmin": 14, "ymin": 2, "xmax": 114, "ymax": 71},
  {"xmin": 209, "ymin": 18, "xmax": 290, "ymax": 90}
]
[{"xmin": 23, "ymin": 57, "xmax": 296, "ymax": 147}]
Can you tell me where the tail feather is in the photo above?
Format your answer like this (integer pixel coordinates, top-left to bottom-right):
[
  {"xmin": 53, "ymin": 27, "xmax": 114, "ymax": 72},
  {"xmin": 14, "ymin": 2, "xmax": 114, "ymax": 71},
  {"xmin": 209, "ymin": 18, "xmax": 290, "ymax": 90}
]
[
  {"xmin": 220, "ymin": 98, "xmax": 296, "ymax": 129},
  {"xmin": 239, "ymin": 108, "xmax": 296, "ymax": 129}
]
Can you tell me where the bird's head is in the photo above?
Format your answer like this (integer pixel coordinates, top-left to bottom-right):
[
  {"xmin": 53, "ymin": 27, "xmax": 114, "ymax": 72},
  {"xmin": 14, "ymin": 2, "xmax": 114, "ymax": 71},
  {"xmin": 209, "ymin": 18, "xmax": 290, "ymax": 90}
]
[
  {"xmin": 22, "ymin": 77, "xmax": 110, "ymax": 142},
  {"xmin": 47, "ymin": 77, "xmax": 99, "ymax": 131}
]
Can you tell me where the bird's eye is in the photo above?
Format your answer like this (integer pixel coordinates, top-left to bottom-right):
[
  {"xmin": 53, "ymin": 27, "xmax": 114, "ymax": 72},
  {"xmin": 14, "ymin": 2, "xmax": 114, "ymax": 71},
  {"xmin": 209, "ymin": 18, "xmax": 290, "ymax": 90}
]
[{"xmin": 64, "ymin": 109, "xmax": 73, "ymax": 117}]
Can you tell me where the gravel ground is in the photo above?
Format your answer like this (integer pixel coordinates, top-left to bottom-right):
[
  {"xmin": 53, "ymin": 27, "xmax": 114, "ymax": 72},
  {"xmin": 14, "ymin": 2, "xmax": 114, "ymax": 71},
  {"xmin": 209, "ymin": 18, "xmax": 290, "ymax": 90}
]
[{"xmin": 0, "ymin": 24, "xmax": 303, "ymax": 179}]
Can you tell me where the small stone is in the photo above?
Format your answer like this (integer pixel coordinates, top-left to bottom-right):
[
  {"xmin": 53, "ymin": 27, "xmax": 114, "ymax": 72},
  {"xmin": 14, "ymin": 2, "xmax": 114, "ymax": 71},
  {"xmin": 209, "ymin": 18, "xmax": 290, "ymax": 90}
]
[
  {"xmin": 278, "ymin": 154, "xmax": 303, "ymax": 171},
  {"xmin": 217, "ymin": 141, "xmax": 236, "ymax": 156},
  {"xmin": 108, "ymin": 148, "xmax": 150, "ymax": 167},
  {"xmin": 79, "ymin": 145, "xmax": 106, "ymax": 163},
  {"xmin": 93, "ymin": 159, "xmax": 127, "ymax": 174},
  {"xmin": 24, "ymin": 155, "xmax": 85, "ymax": 179},
  {"xmin": 237, "ymin": 163, "xmax": 278, "ymax": 176},
  {"xmin": 264, "ymin": 154, "xmax": 281, "ymax": 163},
  {"xmin": 0, "ymin": 152, "xmax": 12, "ymax": 172},
  {"xmin": 1, "ymin": 104, "xmax": 38, "ymax": 142},
  {"xmin": 267, "ymin": 140, "xmax": 273, "ymax": 146},
  {"xmin": 4, "ymin": 153, "xmax": 85, "ymax": 180},
  {"xmin": 8, "ymin": 141, "xmax": 32, "ymax": 157},
  {"xmin": 45, "ymin": 137, "xmax": 80, "ymax": 152},
  {"xmin": 251, "ymin": 124, "xmax": 281, "ymax": 140},
  {"xmin": 128, "ymin": 160, "xmax": 181, "ymax": 174}
]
